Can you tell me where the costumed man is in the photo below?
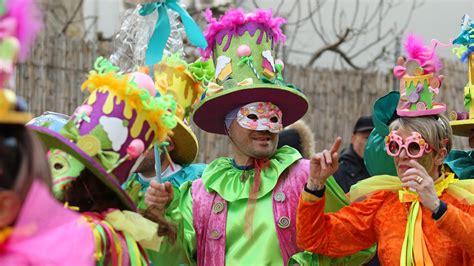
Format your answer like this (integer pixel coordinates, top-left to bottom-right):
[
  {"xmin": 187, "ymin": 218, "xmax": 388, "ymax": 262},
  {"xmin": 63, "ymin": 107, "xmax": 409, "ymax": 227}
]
[
  {"xmin": 28, "ymin": 58, "xmax": 178, "ymax": 265},
  {"xmin": 446, "ymin": 14, "xmax": 474, "ymax": 179},
  {"xmin": 0, "ymin": 0, "xmax": 95, "ymax": 264},
  {"xmin": 145, "ymin": 9, "xmax": 374, "ymax": 265}
]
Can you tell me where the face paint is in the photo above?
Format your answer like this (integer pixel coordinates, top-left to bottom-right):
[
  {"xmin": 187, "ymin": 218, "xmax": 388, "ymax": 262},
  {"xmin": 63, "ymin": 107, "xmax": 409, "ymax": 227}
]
[
  {"xmin": 385, "ymin": 130, "xmax": 432, "ymax": 159},
  {"xmin": 417, "ymin": 153, "xmax": 433, "ymax": 170},
  {"xmin": 236, "ymin": 102, "xmax": 283, "ymax": 133},
  {"xmin": 49, "ymin": 149, "xmax": 85, "ymax": 200}
]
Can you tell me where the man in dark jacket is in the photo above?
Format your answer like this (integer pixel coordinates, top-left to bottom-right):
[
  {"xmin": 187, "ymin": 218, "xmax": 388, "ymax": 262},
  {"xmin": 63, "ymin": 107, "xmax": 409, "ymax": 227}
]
[{"xmin": 334, "ymin": 116, "xmax": 374, "ymax": 193}]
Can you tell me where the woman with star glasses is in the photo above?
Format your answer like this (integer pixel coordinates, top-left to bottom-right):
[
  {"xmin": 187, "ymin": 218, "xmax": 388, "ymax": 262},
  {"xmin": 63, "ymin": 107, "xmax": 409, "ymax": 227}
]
[{"xmin": 296, "ymin": 115, "xmax": 474, "ymax": 265}]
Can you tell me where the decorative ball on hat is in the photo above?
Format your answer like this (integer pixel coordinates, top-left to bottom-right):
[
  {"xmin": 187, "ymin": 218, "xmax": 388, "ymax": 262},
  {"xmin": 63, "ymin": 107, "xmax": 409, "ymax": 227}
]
[
  {"xmin": 193, "ymin": 8, "xmax": 308, "ymax": 135},
  {"xmin": 394, "ymin": 34, "xmax": 446, "ymax": 117},
  {"xmin": 28, "ymin": 57, "xmax": 177, "ymax": 210},
  {"xmin": 450, "ymin": 14, "xmax": 474, "ymax": 137}
]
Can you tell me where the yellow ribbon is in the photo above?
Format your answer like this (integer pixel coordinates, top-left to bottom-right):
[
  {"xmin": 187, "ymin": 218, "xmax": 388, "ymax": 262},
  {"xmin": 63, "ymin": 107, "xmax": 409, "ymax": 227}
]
[
  {"xmin": 399, "ymin": 172, "xmax": 456, "ymax": 266},
  {"xmin": 104, "ymin": 209, "xmax": 162, "ymax": 252},
  {"xmin": 206, "ymin": 78, "xmax": 254, "ymax": 97},
  {"xmin": 349, "ymin": 172, "xmax": 467, "ymax": 266}
]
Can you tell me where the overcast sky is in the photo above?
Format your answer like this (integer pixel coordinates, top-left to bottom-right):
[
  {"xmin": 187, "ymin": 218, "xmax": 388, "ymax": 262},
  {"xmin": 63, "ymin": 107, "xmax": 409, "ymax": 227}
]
[{"xmin": 85, "ymin": 0, "xmax": 474, "ymax": 69}]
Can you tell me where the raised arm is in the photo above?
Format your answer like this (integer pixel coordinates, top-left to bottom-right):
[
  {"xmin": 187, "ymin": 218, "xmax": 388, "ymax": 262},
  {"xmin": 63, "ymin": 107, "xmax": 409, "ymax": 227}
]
[{"xmin": 297, "ymin": 137, "xmax": 383, "ymax": 257}]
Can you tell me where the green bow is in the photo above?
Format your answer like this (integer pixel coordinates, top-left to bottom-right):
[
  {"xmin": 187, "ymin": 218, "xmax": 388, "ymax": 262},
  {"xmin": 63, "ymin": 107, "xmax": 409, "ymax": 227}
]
[
  {"xmin": 60, "ymin": 122, "xmax": 120, "ymax": 171},
  {"xmin": 238, "ymin": 55, "xmax": 254, "ymax": 66}
]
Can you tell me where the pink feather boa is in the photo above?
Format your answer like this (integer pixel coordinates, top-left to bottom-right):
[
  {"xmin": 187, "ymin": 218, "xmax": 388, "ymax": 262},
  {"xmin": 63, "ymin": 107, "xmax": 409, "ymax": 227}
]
[
  {"xmin": 404, "ymin": 34, "xmax": 442, "ymax": 73},
  {"xmin": 200, "ymin": 8, "xmax": 286, "ymax": 59},
  {"xmin": 4, "ymin": 0, "xmax": 42, "ymax": 61}
]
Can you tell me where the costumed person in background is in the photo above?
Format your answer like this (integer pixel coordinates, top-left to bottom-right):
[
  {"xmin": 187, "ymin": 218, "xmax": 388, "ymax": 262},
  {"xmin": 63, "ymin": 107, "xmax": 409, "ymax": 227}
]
[
  {"xmin": 145, "ymin": 9, "xmax": 374, "ymax": 265},
  {"xmin": 112, "ymin": 2, "xmax": 211, "ymax": 263},
  {"xmin": 297, "ymin": 34, "xmax": 474, "ymax": 265},
  {"xmin": 123, "ymin": 54, "xmax": 211, "ymax": 210},
  {"xmin": 28, "ymin": 58, "xmax": 178, "ymax": 265},
  {"xmin": 446, "ymin": 14, "xmax": 474, "ymax": 179},
  {"xmin": 0, "ymin": 0, "xmax": 95, "ymax": 264},
  {"xmin": 124, "ymin": 55, "xmax": 212, "ymax": 266}
]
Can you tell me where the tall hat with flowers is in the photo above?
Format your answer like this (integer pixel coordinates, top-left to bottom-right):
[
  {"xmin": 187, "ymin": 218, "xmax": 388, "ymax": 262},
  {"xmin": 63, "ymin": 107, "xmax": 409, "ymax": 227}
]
[
  {"xmin": 393, "ymin": 34, "xmax": 446, "ymax": 117},
  {"xmin": 148, "ymin": 54, "xmax": 212, "ymax": 164},
  {"xmin": 0, "ymin": 0, "xmax": 41, "ymax": 125},
  {"xmin": 110, "ymin": 0, "xmax": 210, "ymax": 164},
  {"xmin": 28, "ymin": 58, "xmax": 177, "ymax": 210},
  {"xmin": 450, "ymin": 14, "xmax": 474, "ymax": 136},
  {"xmin": 192, "ymin": 9, "xmax": 308, "ymax": 134}
]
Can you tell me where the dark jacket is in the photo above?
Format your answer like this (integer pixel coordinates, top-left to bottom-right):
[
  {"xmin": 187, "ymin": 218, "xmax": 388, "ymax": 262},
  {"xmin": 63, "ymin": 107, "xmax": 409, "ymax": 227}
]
[{"xmin": 333, "ymin": 144, "xmax": 371, "ymax": 193}]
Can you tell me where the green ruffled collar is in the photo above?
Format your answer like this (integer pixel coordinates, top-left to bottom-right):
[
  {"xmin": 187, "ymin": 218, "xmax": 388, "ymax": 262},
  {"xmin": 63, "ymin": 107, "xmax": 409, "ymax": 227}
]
[{"xmin": 201, "ymin": 146, "xmax": 302, "ymax": 202}]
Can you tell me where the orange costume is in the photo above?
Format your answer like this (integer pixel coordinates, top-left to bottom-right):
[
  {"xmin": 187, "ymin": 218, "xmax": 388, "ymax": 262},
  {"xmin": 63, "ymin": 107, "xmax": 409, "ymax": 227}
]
[{"xmin": 296, "ymin": 175, "xmax": 474, "ymax": 265}]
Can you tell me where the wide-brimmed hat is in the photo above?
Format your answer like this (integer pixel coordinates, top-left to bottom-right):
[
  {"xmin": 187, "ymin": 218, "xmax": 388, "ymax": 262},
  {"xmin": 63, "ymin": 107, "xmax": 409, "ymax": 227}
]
[
  {"xmin": 28, "ymin": 58, "xmax": 177, "ymax": 210},
  {"xmin": 449, "ymin": 14, "xmax": 474, "ymax": 137},
  {"xmin": 192, "ymin": 9, "xmax": 308, "ymax": 135},
  {"xmin": 0, "ymin": 89, "xmax": 32, "ymax": 124},
  {"xmin": 152, "ymin": 55, "xmax": 211, "ymax": 164},
  {"xmin": 394, "ymin": 34, "xmax": 446, "ymax": 117}
]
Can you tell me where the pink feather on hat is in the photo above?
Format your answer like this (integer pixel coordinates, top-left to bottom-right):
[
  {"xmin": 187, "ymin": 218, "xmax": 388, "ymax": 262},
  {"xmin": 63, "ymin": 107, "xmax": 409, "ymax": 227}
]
[
  {"xmin": 4, "ymin": 0, "xmax": 42, "ymax": 61},
  {"xmin": 404, "ymin": 34, "xmax": 442, "ymax": 74}
]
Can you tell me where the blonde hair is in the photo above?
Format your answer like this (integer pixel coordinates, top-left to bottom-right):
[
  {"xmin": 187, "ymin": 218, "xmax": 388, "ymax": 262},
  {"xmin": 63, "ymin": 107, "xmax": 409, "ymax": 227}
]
[{"xmin": 389, "ymin": 114, "xmax": 452, "ymax": 156}]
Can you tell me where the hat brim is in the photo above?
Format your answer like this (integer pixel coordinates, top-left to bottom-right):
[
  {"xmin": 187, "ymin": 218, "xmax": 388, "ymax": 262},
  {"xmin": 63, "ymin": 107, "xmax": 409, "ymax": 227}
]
[
  {"xmin": 169, "ymin": 118, "xmax": 198, "ymax": 164},
  {"xmin": 0, "ymin": 111, "xmax": 33, "ymax": 125},
  {"xmin": 27, "ymin": 125, "xmax": 136, "ymax": 211},
  {"xmin": 397, "ymin": 102, "xmax": 446, "ymax": 117},
  {"xmin": 355, "ymin": 126, "xmax": 374, "ymax": 133},
  {"xmin": 192, "ymin": 84, "xmax": 308, "ymax": 135},
  {"xmin": 450, "ymin": 119, "xmax": 474, "ymax": 137}
]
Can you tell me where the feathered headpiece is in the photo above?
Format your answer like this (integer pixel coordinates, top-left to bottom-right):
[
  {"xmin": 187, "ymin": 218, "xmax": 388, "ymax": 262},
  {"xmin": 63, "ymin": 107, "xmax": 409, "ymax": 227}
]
[
  {"xmin": 2, "ymin": 0, "xmax": 42, "ymax": 61},
  {"xmin": 404, "ymin": 34, "xmax": 443, "ymax": 74}
]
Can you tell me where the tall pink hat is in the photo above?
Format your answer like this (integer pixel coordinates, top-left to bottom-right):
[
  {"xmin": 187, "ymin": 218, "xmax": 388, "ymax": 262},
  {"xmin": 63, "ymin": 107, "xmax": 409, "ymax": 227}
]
[{"xmin": 394, "ymin": 34, "xmax": 446, "ymax": 117}]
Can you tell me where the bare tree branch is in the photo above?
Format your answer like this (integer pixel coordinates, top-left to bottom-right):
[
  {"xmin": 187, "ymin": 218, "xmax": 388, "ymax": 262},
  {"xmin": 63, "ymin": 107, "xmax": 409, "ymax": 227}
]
[
  {"xmin": 60, "ymin": 0, "xmax": 84, "ymax": 35},
  {"xmin": 306, "ymin": 28, "xmax": 351, "ymax": 67}
]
